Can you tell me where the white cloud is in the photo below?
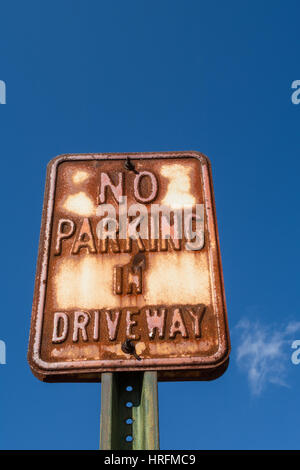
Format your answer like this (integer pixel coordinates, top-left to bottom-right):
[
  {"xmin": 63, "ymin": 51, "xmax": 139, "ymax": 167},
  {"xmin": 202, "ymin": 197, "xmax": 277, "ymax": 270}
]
[{"xmin": 235, "ymin": 319, "xmax": 300, "ymax": 395}]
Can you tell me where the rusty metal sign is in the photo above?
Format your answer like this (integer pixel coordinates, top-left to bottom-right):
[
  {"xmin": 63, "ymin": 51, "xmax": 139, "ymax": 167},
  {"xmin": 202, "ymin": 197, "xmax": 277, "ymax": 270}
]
[{"xmin": 28, "ymin": 152, "xmax": 230, "ymax": 381}]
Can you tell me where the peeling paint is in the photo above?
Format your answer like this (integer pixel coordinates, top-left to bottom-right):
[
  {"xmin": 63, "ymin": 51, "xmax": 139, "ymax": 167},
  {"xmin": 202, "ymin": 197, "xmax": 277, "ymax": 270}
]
[
  {"xmin": 145, "ymin": 252, "xmax": 211, "ymax": 306},
  {"xmin": 63, "ymin": 192, "xmax": 95, "ymax": 216},
  {"xmin": 149, "ymin": 340, "xmax": 212, "ymax": 356},
  {"xmin": 161, "ymin": 164, "xmax": 195, "ymax": 208},
  {"xmin": 54, "ymin": 254, "xmax": 131, "ymax": 309},
  {"xmin": 72, "ymin": 170, "xmax": 90, "ymax": 184},
  {"xmin": 53, "ymin": 251, "xmax": 210, "ymax": 309},
  {"xmin": 52, "ymin": 344, "xmax": 100, "ymax": 360}
]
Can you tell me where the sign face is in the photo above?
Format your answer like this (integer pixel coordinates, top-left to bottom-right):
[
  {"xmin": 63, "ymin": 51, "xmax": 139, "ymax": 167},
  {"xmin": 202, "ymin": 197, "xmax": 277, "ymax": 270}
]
[{"xmin": 28, "ymin": 152, "xmax": 230, "ymax": 381}]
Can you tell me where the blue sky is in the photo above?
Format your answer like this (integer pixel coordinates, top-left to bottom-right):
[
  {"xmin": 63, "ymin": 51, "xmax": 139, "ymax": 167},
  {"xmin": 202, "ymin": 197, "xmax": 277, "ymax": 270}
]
[{"xmin": 1, "ymin": 0, "xmax": 300, "ymax": 450}]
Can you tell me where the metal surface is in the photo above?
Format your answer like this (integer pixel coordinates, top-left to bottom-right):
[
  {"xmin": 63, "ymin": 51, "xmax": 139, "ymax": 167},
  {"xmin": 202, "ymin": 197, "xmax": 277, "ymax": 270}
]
[
  {"xmin": 28, "ymin": 151, "xmax": 230, "ymax": 381},
  {"xmin": 100, "ymin": 371, "xmax": 159, "ymax": 450}
]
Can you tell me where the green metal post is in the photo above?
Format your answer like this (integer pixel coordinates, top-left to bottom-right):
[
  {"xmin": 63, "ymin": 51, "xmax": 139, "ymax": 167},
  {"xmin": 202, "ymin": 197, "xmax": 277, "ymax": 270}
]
[{"xmin": 100, "ymin": 372, "xmax": 159, "ymax": 450}]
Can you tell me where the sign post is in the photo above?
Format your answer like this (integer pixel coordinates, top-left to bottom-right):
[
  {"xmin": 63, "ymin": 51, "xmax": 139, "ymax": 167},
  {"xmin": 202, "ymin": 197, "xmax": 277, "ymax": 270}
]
[
  {"xmin": 28, "ymin": 151, "xmax": 230, "ymax": 449},
  {"xmin": 100, "ymin": 372, "xmax": 159, "ymax": 450}
]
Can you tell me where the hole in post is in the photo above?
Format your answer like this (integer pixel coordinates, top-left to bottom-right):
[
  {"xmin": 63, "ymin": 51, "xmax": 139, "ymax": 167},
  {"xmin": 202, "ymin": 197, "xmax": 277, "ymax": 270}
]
[
  {"xmin": 126, "ymin": 385, "xmax": 133, "ymax": 392},
  {"xmin": 126, "ymin": 402, "xmax": 133, "ymax": 408},
  {"xmin": 125, "ymin": 435, "xmax": 133, "ymax": 442},
  {"xmin": 126, "ymin": 418, "xmax": 133, "ymax": 425}
]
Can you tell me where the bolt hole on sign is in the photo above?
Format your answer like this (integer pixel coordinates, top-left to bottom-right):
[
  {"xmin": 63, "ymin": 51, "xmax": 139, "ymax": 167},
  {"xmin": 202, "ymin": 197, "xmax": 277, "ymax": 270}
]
[{"xmin": 28, "ymin": 152, "xmax": 230, "ymax": 382}]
